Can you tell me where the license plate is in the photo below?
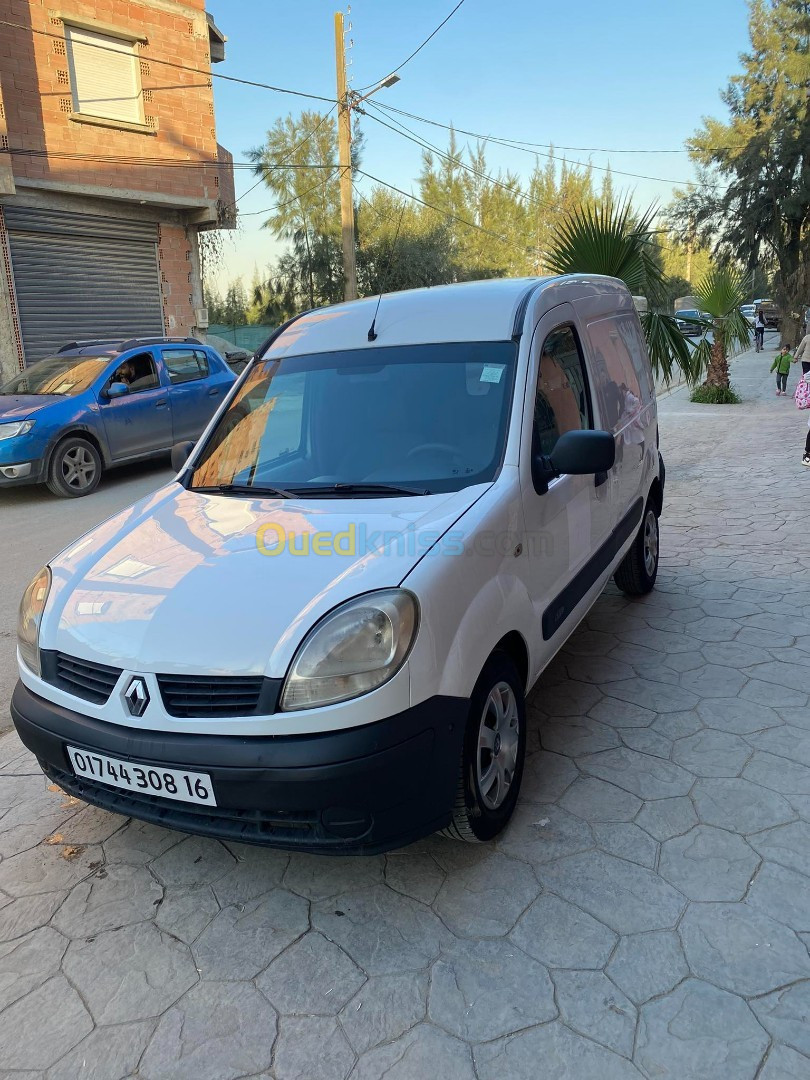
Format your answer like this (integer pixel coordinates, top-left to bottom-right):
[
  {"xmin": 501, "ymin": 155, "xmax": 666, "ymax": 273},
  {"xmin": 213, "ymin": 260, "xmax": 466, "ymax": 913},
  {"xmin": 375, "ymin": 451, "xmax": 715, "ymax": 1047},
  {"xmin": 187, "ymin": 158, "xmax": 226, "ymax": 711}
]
[{"xmin": 66, "ymin": 746, "xmax": 217, "ymax": 806}]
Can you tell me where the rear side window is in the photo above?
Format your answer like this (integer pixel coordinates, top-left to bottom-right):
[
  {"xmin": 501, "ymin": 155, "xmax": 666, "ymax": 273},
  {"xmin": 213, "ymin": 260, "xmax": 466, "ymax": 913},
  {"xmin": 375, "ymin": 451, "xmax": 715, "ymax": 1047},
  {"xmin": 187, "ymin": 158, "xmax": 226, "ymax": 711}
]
[
  {"xmin": 163, "ymin": 349, "xmax": 209, "ymax": 384},
  {"xmin": 533, "ymin": 325, "xmax": 592, "ymax": 457},
  {"xmin": 586, "ymin": 313, "xmax": 653, "ymax": 433}
]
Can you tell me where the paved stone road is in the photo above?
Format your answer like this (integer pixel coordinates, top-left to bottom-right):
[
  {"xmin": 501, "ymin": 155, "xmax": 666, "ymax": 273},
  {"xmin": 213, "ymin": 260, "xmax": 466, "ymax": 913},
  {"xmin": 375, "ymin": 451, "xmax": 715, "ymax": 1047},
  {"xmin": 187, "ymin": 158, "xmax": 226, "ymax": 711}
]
[{"xmin": 1, "ymin": 343, "xmax": 809, "ymax": 1079}]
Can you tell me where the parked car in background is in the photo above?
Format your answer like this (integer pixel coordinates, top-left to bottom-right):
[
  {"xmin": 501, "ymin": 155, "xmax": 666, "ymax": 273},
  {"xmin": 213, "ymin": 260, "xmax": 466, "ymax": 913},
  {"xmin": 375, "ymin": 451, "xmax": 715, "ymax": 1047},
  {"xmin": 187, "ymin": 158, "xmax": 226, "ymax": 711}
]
[
  {"xmin": 740, "ymin": 303, "xmax": 756, "ymax": 326},
  {"xmin": 674, "ymin": 309, "xmax": 708, "ymax": 336},
  {"xmin": 0, "ymin": 336, "xmax": 235, "ymax": 497},
  {"xmin": 12, "ymin": 275, "xmax": 665, "ymax": 854},
  {"xmin": 206, "ymin": 334, "xmax": 253, "ymax": 374}
]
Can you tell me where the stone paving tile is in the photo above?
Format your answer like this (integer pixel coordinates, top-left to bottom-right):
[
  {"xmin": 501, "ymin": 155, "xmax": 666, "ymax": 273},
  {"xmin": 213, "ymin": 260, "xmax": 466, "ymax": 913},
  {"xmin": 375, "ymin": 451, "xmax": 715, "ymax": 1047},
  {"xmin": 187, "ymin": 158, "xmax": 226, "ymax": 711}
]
[
  {"xmin": 636, "ymin": 979, "xmax": 769, "ymax": 1080},
  {"xmin": 428, "ymin": 938, "xmax": 555, "ymax": 1041},
  {"xmin": 139, "ymin": 982, "xmax": 276, "ymax": 1080},
  {"xmin": 3, "ymin": 347, "xmax": 809, "ymax": 1076}
]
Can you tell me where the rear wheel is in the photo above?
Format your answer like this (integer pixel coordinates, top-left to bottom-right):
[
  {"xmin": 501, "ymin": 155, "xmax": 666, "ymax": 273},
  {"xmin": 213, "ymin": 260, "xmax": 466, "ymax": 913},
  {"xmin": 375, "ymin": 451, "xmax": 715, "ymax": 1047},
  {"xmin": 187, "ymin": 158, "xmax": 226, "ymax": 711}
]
[
  {"xmin": 442, "ymin": 652, "xmax": 526, "ymax": 843},
  {"xmin": 46, "ymin": 437, "xmax": 102, "ymax": 498},
  {"xmin": 614, "ymin": 501, "xmax": 659, "ymax": 595}
]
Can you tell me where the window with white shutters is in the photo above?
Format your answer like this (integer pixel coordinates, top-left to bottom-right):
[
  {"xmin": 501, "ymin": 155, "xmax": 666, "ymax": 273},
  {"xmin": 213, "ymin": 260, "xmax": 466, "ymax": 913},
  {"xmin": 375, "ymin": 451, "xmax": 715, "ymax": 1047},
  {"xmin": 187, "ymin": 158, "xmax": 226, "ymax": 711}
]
[{"xmin": 65, "ymin": 26, "xmax": 143, "ymax": 124}]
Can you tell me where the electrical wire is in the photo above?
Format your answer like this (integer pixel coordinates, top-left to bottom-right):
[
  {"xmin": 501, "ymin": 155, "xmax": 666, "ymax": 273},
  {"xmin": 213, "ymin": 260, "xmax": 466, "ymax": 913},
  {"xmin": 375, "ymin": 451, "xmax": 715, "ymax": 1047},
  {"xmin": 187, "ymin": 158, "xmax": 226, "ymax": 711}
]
[
  {"xmin": 355, "ymin": 0, "xmax": 467, "ymax": 92},
  {"xmin": 240, "ymin": 170, "xmax": 340, "ymax": 218},
  {"xmin": 369, "ymin": 101, "xmax": 702, "ymax": 187},
  {"xmin": 234, "ymin": 104, "xmax": 338, "ymax": 207},
  {"xmin": 356, "ymin": 169, "xmax": 510, "ymax": 245},
  {"xmin": 0, "ymin": 17, "xmax": 335, "ymax": 104},
  {"xmin": 373, "ymin": 100, "xmax": 743, "ymax": 158},
  {"xmin": 4, "ymin": 147, "xmax": 338, "ymax": 170}
]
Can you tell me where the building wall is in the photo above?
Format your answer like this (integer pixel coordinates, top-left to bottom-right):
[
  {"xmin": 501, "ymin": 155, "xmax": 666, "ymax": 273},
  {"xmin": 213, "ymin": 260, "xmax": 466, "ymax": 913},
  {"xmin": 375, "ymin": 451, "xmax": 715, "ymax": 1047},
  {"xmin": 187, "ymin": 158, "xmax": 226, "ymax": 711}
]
[
  {"xmin": 0, "ymin": 0, "xmax": 224, "ymax": 212},
  {"xmin": 0, "ymin": 0, "xmax": 233, "ymax": 379}
]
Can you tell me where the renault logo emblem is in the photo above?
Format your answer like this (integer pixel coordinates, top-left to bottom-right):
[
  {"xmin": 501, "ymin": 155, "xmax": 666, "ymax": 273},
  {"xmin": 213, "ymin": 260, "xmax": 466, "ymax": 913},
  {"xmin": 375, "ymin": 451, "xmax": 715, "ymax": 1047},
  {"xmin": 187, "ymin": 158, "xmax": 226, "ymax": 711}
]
[{"xmin": 124, "ymin": 676, "xmax": 150, "ymax": 717}]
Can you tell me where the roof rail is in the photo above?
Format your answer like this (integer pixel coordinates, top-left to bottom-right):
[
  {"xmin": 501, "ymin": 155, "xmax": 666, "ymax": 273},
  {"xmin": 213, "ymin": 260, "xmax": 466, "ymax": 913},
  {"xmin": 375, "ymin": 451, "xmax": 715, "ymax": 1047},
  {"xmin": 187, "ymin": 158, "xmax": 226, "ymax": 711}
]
[
  {"xmin": 57, "ymin": 339, "xmax": 120, "ymax": 353},
  {"xmin": 119, "ymin": 335, "xmax": 203, "ymax": 351}
]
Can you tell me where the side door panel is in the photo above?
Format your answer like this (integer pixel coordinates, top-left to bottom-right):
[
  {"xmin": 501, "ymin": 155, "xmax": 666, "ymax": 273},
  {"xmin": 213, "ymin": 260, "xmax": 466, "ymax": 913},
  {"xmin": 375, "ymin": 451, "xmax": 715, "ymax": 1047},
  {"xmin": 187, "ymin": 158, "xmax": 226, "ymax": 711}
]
[
  {"xmin": 98, "ymin": 351, "xmax": 172, "ymax": 461},
  {"xmin": 518, "ymin": 304, "xmax": 614, "ymax": 672},
  {"xmin": 162, "ymin": 348, "xmax": 225, "ymax": 442}
]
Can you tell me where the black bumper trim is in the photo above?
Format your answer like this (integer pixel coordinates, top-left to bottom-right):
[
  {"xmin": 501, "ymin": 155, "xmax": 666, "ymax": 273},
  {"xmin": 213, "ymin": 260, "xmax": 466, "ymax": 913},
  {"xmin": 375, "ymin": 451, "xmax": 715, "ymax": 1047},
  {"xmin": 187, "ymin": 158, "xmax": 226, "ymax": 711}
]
[{"xmin": 11, "ymin": 681, "xmax": 468, "ymax": 854}]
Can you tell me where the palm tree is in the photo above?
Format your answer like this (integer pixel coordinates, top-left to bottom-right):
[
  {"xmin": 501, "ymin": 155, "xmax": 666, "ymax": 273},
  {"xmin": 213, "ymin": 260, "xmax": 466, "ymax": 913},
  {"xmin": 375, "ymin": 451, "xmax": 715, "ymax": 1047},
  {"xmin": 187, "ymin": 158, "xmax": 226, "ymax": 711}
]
[
  {"xmin": 690, "ymin": 266, "xmax": 751, "ymax": 391},
  {"xmin": 544, "ymin": 199, "xmax": 697, "ymax": 384}
]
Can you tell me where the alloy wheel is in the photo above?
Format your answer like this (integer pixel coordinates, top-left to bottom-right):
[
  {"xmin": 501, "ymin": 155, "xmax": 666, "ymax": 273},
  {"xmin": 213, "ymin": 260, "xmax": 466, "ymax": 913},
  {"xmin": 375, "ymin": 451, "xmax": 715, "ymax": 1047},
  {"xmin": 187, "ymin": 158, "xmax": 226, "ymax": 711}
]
[{"xmin": 476, "ymin": 681, "xmax": 520, "ymax": 810}]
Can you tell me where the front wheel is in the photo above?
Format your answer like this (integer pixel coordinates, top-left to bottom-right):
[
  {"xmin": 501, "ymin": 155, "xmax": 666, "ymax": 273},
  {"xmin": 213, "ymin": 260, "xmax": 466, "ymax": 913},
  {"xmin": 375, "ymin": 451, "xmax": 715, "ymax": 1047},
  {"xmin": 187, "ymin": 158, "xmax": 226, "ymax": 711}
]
[
  {"xmin": 442, "ymin": 652, "xmax": 526, "ymax": 843},
  {"xmin": 614, "ymin": 502, "xmax": 659, "ymax": 596},
  {"xmin": 46, "ymin": 437, "xmax": 102, "ymax": 498}
]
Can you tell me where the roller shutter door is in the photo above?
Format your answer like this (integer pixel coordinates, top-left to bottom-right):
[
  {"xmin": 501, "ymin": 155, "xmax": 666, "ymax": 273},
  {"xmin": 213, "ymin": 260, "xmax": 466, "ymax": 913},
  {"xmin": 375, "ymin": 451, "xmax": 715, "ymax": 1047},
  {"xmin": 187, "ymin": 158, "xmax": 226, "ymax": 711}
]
[{"xmin": 5, "ymin": 207, "xmax": 164, "ymax": 364}]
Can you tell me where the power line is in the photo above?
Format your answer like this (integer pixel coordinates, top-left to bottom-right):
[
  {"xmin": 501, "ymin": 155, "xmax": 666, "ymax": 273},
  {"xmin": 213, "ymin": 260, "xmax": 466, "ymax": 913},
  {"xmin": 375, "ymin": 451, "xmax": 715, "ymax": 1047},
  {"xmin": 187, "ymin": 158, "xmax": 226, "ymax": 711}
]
[
  {"xmin": 374, "ymin": 100, "xmax": 742, "ymax": 161},
  {"xmin": 371, "ymin": 101, "xmax": 701, "ymax": 186},
  {"xmin": 356, "ymin": 169, "xmax": 511, "ymax": 245},
  {"xmin": 4, "ymin": 147, "xmax": 337, "ymax": 170},
  {"xmin": 356, "ymin": 0, "xmax": 467, "ymax": 92},
  {"xmin": 0, "ymin": 17, "xmax": 335, "ymax": 104},
  {"xmin": 240, "ymin": 170, "xmax": 340, "ymax": 218},
  {"xmin": 234, "ymin": 105, "xmax": 338, "ymax": 207}
]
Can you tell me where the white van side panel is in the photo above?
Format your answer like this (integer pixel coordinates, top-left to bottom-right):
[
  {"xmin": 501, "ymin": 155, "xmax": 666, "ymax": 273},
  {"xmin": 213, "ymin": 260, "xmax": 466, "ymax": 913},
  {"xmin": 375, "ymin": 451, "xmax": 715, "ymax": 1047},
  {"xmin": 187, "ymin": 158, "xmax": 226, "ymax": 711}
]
[{"xmin": 403, "ymin": 470, "xmax": 538, "ymax": 703}]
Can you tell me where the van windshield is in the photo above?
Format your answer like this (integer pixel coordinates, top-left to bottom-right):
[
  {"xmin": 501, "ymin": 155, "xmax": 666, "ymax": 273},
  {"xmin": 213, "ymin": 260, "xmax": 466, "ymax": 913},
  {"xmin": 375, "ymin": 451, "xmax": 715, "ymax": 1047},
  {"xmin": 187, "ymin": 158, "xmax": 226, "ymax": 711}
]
[
  {"xmin": 0, "ymin": 355, "xmax": 110, "ymax": 396},
  {"xmin": 189, "ymin": 342, "xmax": 517, "ymax": 496}
]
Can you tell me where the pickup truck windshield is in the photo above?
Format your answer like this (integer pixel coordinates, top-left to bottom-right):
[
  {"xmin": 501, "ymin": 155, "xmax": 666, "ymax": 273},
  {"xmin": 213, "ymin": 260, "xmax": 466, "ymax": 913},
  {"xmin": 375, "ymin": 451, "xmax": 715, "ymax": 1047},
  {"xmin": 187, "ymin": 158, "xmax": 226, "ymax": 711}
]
[
  {"xmin": 0, "ymin": 356, "xmax": 110, "ymax": 396},
  {"xmin": 190, "ymin": 342, "xmax": 517, "ymax": 496}
]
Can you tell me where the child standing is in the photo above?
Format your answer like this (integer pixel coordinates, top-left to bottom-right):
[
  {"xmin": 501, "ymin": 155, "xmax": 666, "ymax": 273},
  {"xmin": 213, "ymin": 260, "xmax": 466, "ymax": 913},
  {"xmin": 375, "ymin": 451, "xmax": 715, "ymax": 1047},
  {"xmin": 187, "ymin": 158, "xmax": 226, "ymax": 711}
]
[{"xmin": 771, "ymin": 345, "xmax": 793, "ymax": 395}]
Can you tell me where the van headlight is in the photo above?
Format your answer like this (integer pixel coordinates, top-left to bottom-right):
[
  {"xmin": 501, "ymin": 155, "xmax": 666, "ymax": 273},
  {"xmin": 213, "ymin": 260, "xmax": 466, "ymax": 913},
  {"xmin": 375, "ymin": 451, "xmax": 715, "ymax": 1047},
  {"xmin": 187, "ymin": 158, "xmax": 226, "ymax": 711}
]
[
  {"xmin": 280, "ymin": 589, "xmax": 417, "ymax": 710},
  {"xmin": 18, "ymin": 567, "xmax": 51, "ymax": 677}
]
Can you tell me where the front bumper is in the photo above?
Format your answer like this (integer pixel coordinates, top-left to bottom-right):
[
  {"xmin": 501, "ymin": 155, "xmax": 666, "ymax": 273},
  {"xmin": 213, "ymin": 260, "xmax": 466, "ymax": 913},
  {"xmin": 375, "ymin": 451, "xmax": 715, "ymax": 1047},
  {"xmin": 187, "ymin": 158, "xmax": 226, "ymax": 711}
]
[
  {"xmin": 11, "ymin": 681, "xmax": 468, "ymax": 854},
  {"xmin": 0, "ymin": 458, "xmax": 44, "ymax": 487}
]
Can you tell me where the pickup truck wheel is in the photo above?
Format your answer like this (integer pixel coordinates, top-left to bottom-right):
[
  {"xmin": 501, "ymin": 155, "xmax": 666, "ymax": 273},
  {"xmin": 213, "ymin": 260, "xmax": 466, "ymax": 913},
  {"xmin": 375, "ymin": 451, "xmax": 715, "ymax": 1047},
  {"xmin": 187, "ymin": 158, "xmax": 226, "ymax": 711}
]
[
  {"xmin": 443, "ymin": 652, "xmax": 526, "ymax": 843},
  {"xmin": 614, "ymin": 502, "xmax": 659, "ymax": 596},
  {"xmin": 46, "ymin": 437, "xmax": 102, "ymax": 498}
]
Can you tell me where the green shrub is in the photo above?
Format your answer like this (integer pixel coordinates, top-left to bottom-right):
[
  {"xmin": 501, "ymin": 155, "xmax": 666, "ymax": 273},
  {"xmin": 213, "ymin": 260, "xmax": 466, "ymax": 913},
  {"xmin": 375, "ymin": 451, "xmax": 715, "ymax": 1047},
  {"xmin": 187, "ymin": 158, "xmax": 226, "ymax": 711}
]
[{"xmin": 689, "ymin": 384, "xmax": 742, "ymax": 405}]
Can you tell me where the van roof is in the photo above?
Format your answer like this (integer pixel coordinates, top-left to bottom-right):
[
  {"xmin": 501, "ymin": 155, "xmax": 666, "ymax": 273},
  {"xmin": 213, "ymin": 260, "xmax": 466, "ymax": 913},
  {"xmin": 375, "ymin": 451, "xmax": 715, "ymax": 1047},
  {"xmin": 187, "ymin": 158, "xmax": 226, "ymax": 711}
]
[{"xmin": 266, "ymin": 275, "xmax": 634, "ymax": 357}]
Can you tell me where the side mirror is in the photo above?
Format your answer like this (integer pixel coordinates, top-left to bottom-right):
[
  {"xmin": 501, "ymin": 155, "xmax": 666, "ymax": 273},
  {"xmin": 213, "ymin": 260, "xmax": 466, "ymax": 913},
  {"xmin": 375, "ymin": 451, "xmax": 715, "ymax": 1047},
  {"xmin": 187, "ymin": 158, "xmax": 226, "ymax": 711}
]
[
  {"xmin": 106, "ymin": 382, "xmax": 129, "ymax": 399},
  {"xmin": 171, "ymin": 440, "xmax": 195, "ymax": 473},
  {"xmin": 532, "ymin": 430, "xmax": 615, "ymax": 494}
]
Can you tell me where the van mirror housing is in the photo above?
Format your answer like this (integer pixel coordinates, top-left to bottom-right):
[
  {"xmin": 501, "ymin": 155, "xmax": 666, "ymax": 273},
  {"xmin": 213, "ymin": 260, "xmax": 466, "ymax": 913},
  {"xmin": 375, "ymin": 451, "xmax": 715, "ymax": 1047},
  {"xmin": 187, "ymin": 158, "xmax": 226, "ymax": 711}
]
[
  {"xmin": 532, "ymin": 429, "xmax": 615, "ymax": 494},
  {"xmin": 171, "ymin": 440, "xmax": 196, "ymax": 473},
  {"xmin": 105, "ymin": 382, "xmax": 129, "ymax": 399}
]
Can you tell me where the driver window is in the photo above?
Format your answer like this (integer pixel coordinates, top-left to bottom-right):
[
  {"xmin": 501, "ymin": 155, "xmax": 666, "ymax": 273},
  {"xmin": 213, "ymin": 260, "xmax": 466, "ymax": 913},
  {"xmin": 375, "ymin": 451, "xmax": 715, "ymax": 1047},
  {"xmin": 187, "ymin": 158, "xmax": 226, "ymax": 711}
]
[
  {"xmin": 533, "ymin": 325, "xmax": 591, "ymax": 457},
  {"xmin": 111, "ymin": 353, "xmax": 159, "ymax": 393}
]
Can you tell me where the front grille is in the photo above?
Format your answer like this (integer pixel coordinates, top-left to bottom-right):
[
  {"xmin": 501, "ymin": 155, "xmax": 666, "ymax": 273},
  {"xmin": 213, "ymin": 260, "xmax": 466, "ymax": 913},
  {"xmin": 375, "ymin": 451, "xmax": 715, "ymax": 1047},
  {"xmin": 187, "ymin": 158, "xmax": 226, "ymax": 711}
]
[
  {"xmin": 42, "ymin": 651, "xmax": 122, "ymax": 704},
  {"xmin": 156, "ymin": 674, "xmax": 279, "ymax": 717}
]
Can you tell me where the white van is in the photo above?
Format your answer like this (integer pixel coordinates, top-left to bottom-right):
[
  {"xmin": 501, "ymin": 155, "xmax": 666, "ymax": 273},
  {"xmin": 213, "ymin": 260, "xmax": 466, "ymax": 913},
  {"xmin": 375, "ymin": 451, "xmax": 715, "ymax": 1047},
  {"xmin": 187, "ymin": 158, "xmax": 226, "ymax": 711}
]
[{"xmin": 13, "ymin": 276, "xmax": 664, "ymax": 853}]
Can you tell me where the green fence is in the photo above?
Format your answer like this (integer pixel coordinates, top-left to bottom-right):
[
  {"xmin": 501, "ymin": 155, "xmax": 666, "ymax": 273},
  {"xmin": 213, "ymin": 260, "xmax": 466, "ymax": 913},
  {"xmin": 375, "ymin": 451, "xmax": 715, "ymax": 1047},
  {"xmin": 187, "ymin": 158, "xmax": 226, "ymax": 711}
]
[{"xmin": 207, "ymin": 324, "xmax": 276, "ymax": 352}]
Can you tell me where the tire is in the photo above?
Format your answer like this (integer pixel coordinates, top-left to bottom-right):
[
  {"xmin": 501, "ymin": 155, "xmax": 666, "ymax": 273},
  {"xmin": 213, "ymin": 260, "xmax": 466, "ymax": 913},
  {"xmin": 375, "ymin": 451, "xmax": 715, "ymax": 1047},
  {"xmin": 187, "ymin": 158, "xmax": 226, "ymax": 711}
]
[
  {"xmin": 442, "ymin": 651, "xmax": 527, "ymax": 843},
  {"xmin": 46, "ymin": 436, "xmax": 102, "ymax": 498},
  {"xmin": 614, "ymin": 500, "xmax": 659, "ymax": 596}
]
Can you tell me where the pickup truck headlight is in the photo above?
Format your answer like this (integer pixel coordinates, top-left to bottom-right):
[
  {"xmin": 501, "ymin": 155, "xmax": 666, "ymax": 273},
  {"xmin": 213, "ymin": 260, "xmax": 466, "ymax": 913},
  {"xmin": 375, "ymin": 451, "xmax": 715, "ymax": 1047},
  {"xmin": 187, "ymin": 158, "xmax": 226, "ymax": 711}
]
[
  {"xmin": 0, "ymin": 420, "xmax": 35, "ymax": 441},
  {"xmin": 18, "ymin": 567, "xmax": 51, "ymax": 677},
  {"xmin": 281, "ymin": 589, "xmax": 417, "ymax": 710}
]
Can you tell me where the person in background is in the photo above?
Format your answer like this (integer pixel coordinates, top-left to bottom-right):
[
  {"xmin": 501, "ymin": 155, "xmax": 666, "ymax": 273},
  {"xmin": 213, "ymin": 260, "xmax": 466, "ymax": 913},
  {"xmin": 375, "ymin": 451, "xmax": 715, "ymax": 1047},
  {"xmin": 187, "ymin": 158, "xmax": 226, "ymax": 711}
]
[
  {"xmin": 802, "ymin": 376, "xmax": 810, "ymax": 468},
  {"xmin": 771, "ymin": 345, "xmax": 793, "ymax": 395},
  {"xmin": 795, "ymin": 330, "xmax": 810, "ymax": 375},
  {"xmin": 754, "ymin": 307, "xmax": 766, "ymax": 352}
]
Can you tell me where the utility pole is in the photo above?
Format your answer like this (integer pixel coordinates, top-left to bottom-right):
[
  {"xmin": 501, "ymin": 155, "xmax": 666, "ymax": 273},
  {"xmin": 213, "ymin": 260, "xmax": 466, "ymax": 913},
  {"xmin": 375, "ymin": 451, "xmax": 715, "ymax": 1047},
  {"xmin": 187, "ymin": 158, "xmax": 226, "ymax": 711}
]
[{"xmin": 334, "ymin": 12, "xmax": 357, "ymax": 302}]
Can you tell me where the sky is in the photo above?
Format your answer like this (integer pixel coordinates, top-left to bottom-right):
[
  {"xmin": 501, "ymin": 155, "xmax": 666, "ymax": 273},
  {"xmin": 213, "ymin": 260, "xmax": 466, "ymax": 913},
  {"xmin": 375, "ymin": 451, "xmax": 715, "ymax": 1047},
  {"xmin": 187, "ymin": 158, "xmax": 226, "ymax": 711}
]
[{"xmin": 205, "ymin": 0, "xmax": 753, "ymax": 292}]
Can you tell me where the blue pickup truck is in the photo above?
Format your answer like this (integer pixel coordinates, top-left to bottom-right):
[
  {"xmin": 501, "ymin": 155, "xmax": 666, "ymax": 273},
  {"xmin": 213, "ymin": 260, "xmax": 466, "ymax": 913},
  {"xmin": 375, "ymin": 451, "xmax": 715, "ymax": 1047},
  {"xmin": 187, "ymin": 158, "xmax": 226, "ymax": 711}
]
[{"xmin": 0, "ymin": 336, "xmax": 235, "ymax": 497}]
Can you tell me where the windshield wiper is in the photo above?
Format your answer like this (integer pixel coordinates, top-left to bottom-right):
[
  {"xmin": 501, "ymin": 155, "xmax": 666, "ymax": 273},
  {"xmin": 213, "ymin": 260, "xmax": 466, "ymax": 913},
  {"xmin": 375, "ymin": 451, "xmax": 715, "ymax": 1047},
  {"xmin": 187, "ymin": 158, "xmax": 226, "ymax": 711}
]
[
  {"xmin": 287, "ymin": 482, "xmax": 432, "ymax": 497},
  {"xmin": 193, "ymin": 483, "xmax": 296, "ymax": 499}
]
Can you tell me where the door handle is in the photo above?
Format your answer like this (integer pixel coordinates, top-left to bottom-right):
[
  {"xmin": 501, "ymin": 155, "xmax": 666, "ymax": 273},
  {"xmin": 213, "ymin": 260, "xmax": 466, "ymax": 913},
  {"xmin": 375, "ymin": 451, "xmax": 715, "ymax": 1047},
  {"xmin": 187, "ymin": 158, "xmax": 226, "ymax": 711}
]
[
  {"xmin": 207, "ymin": 388, "xmax": 220, "ymax": 397},
  {"xmin": 155, "ymin": 400, "xmax": 168, "ymax": 409}
]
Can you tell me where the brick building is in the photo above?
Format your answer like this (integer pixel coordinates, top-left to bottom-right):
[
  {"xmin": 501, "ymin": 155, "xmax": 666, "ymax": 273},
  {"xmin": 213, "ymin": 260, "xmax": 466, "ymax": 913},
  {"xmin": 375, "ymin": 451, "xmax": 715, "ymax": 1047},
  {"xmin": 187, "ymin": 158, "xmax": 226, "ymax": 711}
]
[{"xmin": 0, "ymin": 0, "xmax": 235, "ymax": 379}]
